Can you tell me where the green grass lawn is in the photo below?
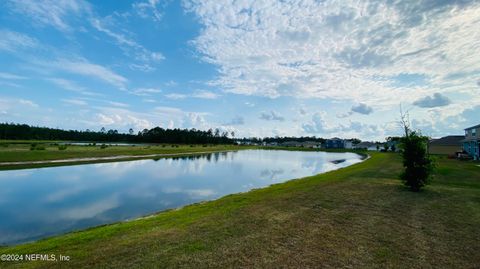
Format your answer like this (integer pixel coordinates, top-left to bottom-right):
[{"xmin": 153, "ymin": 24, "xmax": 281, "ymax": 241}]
[{"xmin": 1, "ymin": 153, "xmax": 479, "ymax": 268}]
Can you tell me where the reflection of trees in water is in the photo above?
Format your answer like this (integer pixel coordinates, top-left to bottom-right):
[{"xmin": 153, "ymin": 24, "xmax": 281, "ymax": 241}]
[
  {"xmin": 166, "ymin": 151, "xmax": 233, "ymax": 163},
  {"xmin": 260, "ymin": 169, "xmax": 285, "ymax": 180}
]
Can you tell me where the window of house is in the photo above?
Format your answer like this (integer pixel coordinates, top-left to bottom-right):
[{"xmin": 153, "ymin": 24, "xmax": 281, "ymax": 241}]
[{"xmin": 472, "ymin": 128, "xmax": 477, "ymax": 136}]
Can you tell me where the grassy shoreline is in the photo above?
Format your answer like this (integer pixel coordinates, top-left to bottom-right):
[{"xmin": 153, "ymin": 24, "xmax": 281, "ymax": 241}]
[
  {"xmin": 0, "ymin": 143, "xmax": 254, "ymax": 170},
  {"xmin": 0, "ymin": 153, "xmax": 479, "ymax": 268},
  {"xmin": 0, "ymin": 142, "xmax": 368, "ymax": 170}
]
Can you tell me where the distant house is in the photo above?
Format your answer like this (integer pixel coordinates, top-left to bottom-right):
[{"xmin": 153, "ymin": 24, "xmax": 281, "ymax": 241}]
[
  {"xmin": 354, "ymin": 142, "xmax": 380, "ymax": 151},
  {"xmin": 463, "ymin": 124, "xmax": 480, "ymax": 160},
  {"xmin": 385, "ymin": 140, "xmax": 400, "ymax": 152},
  {"xmin": 325, "ymin": 138, "xmax": 345, "ymax": 149},
  {"xmin": 301, "ymin": 141, "xmax": 322, "ymax": 148},
  {"xmin": 428, "ymin": 135, "xmax": 463, "ymax": 155},
  {"xmin": 344, "ymin": 140, "xmax": 354, "ymax": 149},
  {"xmin": 280, "ymin": 141, "xmax": 302, "ymax": 147}
]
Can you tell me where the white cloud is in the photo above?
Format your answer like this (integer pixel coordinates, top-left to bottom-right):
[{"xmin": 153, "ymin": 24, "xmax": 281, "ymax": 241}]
[
  {"xmin": 184, "ymin": 0, "xmax": 480, "ymax": 109},
  {"xmin": 0, "ymin": 97, "xmax": 38, "ymax": 111},
  {"xmin": 62, "ymin": 99, "xmax": 88, "ymax": 106},
  {"xmin": 0, "ymin": 29, "xmax": 37, "ymax": 52},
  {"xmin": 95, "ymin": 110, "xmax": 153, "ymax": 131},
  {"xmin": 0, "ymin": 72, "xmax": 27, "ymax": 80},
  {"xmin": 302, "ymin": 112, "xmax": 333, "ymax": 134},
  {"xmin": 184, "ymin": 112, "xmax": 207, "ymax": 128},
  {"xmin": 165, "ymin": 93, "xmax": 187, "ymax": 100},
  {"xmin": 53, "ymin": 58, "xmax": 127, "ymax": 89},
  {"xmin": 165, "ymin": 90, "xmax": 219, "ymax": 100},
  {"xmin": 91, "ymin": 18, "xmax": 164, "ymax": 64},
  {"xmin": 18, "ymin": 99, "xmax": 38, "ymax": 108},
  {"xmin": 46, "ymin": 78, "xmax": 100, "ymax": 96},
  {"xmin": 142, "ymin": 98, "xmax": 157, "ymax": 103},
  {"xmin": 7, "ymin": 0, "xmax": 91, "ymax": 32},
  {"xmin": 303, "ymin": 111, "xmax": 381, "ymax": 139},
  {"xmin": 106, "ymin": 101, "xmax": 129, "ymax": 108},
  {"xmin": 351, "ymin": 103, "xmax": 373, "ymax": 115},
  {"xmin": 223, "ymin": 115, "xmax": 245, "ymax": 126},
  {"xmin": 259, "ymin": 111, "xmax": 285, "ymax": 121},
  {"xmin": 132, "ymin": 0, "xmax": 170, "ymax": 22},
  {"xmin": 413, "ymin": 93, "xmax": 452, "ymax": 108},
  {"xmin": 131, "ymin": 87, "xmax": 162, "ymax": 96},
  {"xmin": 191, "ymin": 90, "xmax": 219, "ymax": 99}
]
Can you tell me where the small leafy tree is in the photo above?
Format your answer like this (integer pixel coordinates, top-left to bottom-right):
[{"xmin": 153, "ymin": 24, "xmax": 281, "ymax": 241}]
[
  {"xmin": 399, "ymin": 113, "xmax": 435, "ymax": 192},
  {"xmin": 391, "ymin": 144, "xmax": 396, "ymax": 152}
]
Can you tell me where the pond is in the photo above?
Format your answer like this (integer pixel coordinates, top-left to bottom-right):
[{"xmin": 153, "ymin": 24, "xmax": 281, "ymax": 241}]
[{"xmin": 0, "ymin": 150, "xmax": 364, "ymax": 245}]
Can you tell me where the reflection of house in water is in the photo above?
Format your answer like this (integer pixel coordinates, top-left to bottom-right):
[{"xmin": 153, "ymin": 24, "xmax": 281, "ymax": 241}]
[{"xmin": 259, "ymin": 169, "xmax": 285, "ymax": 180}]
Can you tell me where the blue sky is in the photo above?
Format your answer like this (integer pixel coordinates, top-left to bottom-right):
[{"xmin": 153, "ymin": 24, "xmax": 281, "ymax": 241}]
[{"xmin": 1, "ymin": 0, "xmax": 479, "ymax": 140}]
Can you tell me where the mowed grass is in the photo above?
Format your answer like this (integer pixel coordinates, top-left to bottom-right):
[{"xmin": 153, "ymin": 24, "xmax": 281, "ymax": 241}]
[
  {"xmin": 1, "ymin": 153, "xmax": 479, "ymax": 268},
  {"xmin": 0, "ymin": 143, "xmax": 248, "ymax": 169}
]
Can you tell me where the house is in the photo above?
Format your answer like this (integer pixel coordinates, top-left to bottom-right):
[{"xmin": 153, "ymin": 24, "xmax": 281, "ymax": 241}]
[
  {"xmin": 463, "ymin": 124, "xmax": 480, "ymax": 160},
  {"xmin": 325, "ymin": 137, "xmax": 345, "ymax": 149},
  {"xmin": 344, "ymin": 140, "xmax": 354, "ymax": 149},
  {"xmin": 280, "ymin": 141, "xmax": 302, "ymax": 147},
  {"xmin": 385, "ymin": 140, "xmax": 400, "ymax": 152},
  {"xmin": 301, "ymin": 141, "xmax": 322, "ymax": 148},
  {"xmin": 428, "ymin": 135, "xmax": 464, "ymax": 155},
  {"xmin": 354, "ymin": 141, "xmax": 380, "ymax": 151}
]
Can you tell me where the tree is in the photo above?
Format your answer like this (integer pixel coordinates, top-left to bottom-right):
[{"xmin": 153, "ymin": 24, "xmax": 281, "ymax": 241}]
[
  {"xmin": 351, "ymin": 138, "xmax": 361, "ymax": 145},
  {"xmin": 399, "ymin": 113, "xmax": 435, "ymax": 192}
]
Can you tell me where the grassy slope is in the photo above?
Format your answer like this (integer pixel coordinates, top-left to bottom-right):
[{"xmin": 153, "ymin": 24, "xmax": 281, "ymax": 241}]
[{"xmin": 1, "ymin": 153, "xmax": 479, "ymax": 268}]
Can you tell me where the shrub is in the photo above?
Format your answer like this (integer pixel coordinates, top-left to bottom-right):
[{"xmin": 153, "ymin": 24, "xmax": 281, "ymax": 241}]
[
  {"xmin": 100, "ymin": 144, "xmax": 107, "ymax": 149},
  {"xmin": 399, "ymin": 126, "xmax": 435, "ymax": 192},
  {"xmin": 58, "ymin": 144, "xmax": 68, "ymax": 150},
  {"xmin": 30, "ymin": 143, "xmax": 46, "ymax": 150}
]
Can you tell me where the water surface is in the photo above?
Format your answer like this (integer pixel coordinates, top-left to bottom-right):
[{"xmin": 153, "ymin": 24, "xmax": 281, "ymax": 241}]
[{"xmin": 0, "ymin": 150, "xmax": 363, "ymax": 245}]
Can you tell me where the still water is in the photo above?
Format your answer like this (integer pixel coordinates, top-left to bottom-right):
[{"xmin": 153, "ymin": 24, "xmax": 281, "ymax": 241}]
[{"xmin": 0, "ymin": 150, "xmax": 363, "ymax": 245}]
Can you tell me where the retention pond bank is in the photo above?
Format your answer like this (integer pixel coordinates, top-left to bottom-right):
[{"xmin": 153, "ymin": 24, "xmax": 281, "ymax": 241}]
[{"xmin": 0, "ymin": 149, "xmax": 363, "ymax": 245}]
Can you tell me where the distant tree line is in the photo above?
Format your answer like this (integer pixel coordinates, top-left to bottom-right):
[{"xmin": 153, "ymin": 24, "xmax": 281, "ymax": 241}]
[
  {"xmin": 238, "ymin": 136, "xmax": 363, "ymax": 144},
  {"xmin": 0, "ymin": 123, "xmax": 234, "ymax": 144},
  {"xmin": 262, "ymin": 136, "xmax": 326, "ymax": 144}
]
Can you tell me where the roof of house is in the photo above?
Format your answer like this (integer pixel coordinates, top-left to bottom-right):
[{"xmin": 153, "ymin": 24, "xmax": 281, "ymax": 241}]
[
  {"xmin": 355, "ymin": 141, "xmax": 377, "ymax": 148},
  {"xmin": 465, "ymin": 124, "xmax": 480, "ymax": 130},
  {"xmin": 303, "ymin": 141, "xmax": 321, "ymax": 144},
  {"xmin": 281, "ymin": 141, "xmax": 301, "ymax": 146},
  {"xmin": 429, "ymin": 135, "xmax": 464, "ymax": 146}
]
